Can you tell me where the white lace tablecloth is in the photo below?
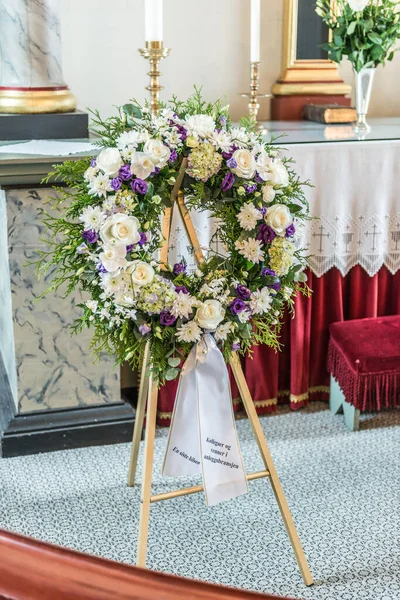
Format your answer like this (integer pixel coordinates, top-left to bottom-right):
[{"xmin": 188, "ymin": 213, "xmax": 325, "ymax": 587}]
[{"xmin": 167, "ymin": 139, "xmax": 400, "ymax": 277}]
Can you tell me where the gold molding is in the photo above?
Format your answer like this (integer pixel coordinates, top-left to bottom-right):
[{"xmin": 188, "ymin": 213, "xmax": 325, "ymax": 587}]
[
  {"xmin": 274, "ymin": 0, "xmax": 351, "ymax": 96},
  {"xmin": 0, "ymin": 88, "xmax": 77, "ymax": 114}
]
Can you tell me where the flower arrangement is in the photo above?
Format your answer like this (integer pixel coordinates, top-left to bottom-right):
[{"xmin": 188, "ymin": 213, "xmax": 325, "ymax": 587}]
[
  {"xmin": 38, "ymin": 91, "xmax": 310, "ymax": 383},
  {"xmin": 316, "ymin": 0, "xmax": 400, "ymax": 71}
]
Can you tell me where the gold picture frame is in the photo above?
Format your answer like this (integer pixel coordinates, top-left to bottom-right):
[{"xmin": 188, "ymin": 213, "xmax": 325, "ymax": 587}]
[{"xmin": 272, "ymin": 0, "xmax": 351, "ymax": 96}]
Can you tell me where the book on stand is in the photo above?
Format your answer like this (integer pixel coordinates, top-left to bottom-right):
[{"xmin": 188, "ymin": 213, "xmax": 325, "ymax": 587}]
[{"xmin": 303, "ymin": 104, "xmax": 356, "ymax": 124}]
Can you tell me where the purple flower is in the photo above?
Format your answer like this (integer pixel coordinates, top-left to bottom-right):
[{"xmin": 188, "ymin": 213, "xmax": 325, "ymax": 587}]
[
  {"xmin": 76, "ymin": 242, "xmax": 88, "ymax": 254},
  {"xmin": 219, "ymin": 115, "xmax": 227, "ymax": 126},
  {"xmin": 286, "ymin": 223, "xmax": 296, "ymax": 237},
  {"xmin": 97, "ymin": 263, "xmax": 107, "ymax": 273},
  {"xmin": 139, "ymin": 323, "xmax": 151, "ymax": 336},
  {"xmin": 230, "ymin": 298, "xmax": 247, "ymax": 315},
  {"xmin": 138, "ymin": 232, "xmax": 147, "ymax": 246},
  {"xmin": 260, "ymin": 206, "xmax": 267, "ymax": 217},
  {"xmin": 222, "ymin": 145, "xmax": 238, "ymax": 160},
  {"xmin": 90, "ymin": 158, "xmax": 97, "ymax": 167},
  {"xmin": 221, "ymin": 172, "xmax": 235, "ymax": 192},
  {"xmin": 255, "ymin": 173, "xmax": 264, "ymax": 184},
  {"xmin": 131, "ymin": 178, "xmax": 148, "ymax": 195},
  {"xmin": 245, "ymin": 183, "xmax": 257, "ymax": 194},
  {"xmin": 236, "ymin": 285, "xmax": 251, "ymax": 300},
  {"xmin": 261, "ymin": 267, "xmax": 276, "ymax": 277},
  {"xmin": 152, "ymin": 166, "xmax": 161, "ymax": 175},
  {"xmin": 226, "ymin": 157, "xmax": 237, "ymax": 169},
  {"xmin": 126, "ymin": 244, "xmax": 134, "ymax": 253},
  {"xmin": 257, "ymin": 223, "xmax": 276, "ymax": 244},
  {"xmin": 173, "ymin": 261, "xmax": 186, "ymax": 275},
  {"xmin": 175, "ymin": 285, "xmax": 189, "ymax": 294},
  {"xmin": 270, "ymin": 281, "xmax": 281, "ymax": 292},
  {"xmin": 111, "ymin": 177, "xmax": 122, "ymax": 191},
  {"xmin": 160, "ymin": 311, "xmax": 177, "ymax": 326},
  {"xmin": 232, "ymin": 342, "xmax": 241, "ymax": 351},
  {"xmin": 82, "ymin": 229, "xmax": 99, "ymax": 244},
  {"xmin": 169, "ymin": 149, "xmax": 178, "ymax": 162},
  {"xmin": 119, "ymin": 164, "xmax": 132, "ymax": 181},
  {"xmin": 175, "ymin": 124, "xmax": 187, "ymax": 140}
]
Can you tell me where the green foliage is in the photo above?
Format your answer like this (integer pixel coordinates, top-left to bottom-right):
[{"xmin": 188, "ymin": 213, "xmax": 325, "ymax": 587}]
[{"xmin": 316, "ymin": 0, "xmax": 400, "ymax": 71}]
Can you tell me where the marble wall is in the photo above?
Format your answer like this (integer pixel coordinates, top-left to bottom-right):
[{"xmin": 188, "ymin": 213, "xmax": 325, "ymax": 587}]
[
  {"xmin": 5, "ymin": 187, "xmax": 120, "ymax": 413},
  {"xmin": 0, "ymin": 0, "xmax": 64, "ymax": 87}
]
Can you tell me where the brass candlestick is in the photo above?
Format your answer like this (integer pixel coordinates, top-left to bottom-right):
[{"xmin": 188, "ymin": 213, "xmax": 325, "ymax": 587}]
[
  {"xmin": 240, "ymin": 62, "xmax": 270, "ymax": 132},
  {"xmin": 139, "ymin": 41, "xmax": 171, "ymax": 117}
]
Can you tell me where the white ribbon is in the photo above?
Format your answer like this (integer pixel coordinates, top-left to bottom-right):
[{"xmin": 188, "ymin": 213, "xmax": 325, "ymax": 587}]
[{"xmin": 162, "ymin": 334, "xmax": 248, "ymax": 506}]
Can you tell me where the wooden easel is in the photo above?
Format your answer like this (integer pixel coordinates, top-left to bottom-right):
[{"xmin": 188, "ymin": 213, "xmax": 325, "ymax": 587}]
[{"xmin": 127, "ymin": 165, "xmax": 314, "ymax": 586}]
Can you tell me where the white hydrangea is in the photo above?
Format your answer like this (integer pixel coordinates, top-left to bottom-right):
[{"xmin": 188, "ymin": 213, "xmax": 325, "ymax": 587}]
[
  {"xmin": 237, "ymin": 202, "xmax": 262, "ymax": 231},
  {"xmin": 117, "ymin": 130, "xmax": 142, "ymax": 149},
  {"xmin": 185, "ymin": 114, "xmax": 215, "ymax": 138}
]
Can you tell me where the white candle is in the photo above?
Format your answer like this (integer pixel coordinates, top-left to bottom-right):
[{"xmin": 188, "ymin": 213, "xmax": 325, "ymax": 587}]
[
  {"xmin": 145, "ymin": 0, "xmax": 163, "ymax": 42},
  {"xmin": 250, "ymin": 0, "xmax": 260, "ymax": 62}
]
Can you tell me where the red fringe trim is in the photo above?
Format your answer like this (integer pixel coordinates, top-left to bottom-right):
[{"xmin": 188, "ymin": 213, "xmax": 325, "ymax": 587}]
[{"xmin": 328, "ymin": 342, "xmax": 400, "ymax": 411}]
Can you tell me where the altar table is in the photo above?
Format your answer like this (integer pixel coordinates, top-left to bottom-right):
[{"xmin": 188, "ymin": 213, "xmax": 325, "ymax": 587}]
[{"xmin": 158, "ymin": 120, "xmax": 400, "ymax": 423}]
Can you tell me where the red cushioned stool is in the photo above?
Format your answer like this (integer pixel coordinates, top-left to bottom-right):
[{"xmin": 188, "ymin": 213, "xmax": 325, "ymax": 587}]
[{"xmin": 328, "ymin": 315, "xmax": 400, "ymax": 430}]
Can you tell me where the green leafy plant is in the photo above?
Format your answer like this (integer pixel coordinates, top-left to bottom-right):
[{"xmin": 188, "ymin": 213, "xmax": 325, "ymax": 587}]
[{"xmin": 316, "ymin": 0, "xmax": 400, "ymax": 71}]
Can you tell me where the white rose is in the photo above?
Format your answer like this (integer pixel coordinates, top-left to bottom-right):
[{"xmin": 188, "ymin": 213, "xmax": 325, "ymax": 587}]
[
  {"xmin": 185, "ymin": 114, "xmax": 215, "ymax": 138},
  {"xmin": 348, "ymin": 0, "xmax": 369, "ymax": 10},
  {"xmin": 195, "ymin": 299, "xmax": 225, "ymax": 330},
  {"xmin": 130, "ymin": 151, "xmax": 155, "ymax": 180},
  {"xmin": 143, "ymin": 139, "xmax": 171, "ymax": 167},
  {"xmin": 127, "ymin": 261, "xmax": 155, "ymax": 287},
  {"xmin": 262, "ymin": 185, "xmax": 276, "ymax": 203},
  {"xmin": 99, "ymin": 241, "xmax": 127, "ymax": 272},
  {"xmin": 232, "ymin": 149, "xmax": 256, "ymax": 180},
  {"xmin": 257, "ymin": 154, "xmax": 289, "ymax": 187},
  {"xmin": 100, "ymin": 213, "xmax": 141, "ymax": 245},
  {"xmin": 265, "ymin": 204, "xmax": 293, "ymax": 236},
  {"xmin": 96, "ymin": 148, "xmax": 123, "ymax": 177}
]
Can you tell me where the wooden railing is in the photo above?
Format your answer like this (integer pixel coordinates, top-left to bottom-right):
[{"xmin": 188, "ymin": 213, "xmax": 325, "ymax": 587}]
[{"xmin": 0, "ymin": 529, "xmax": 299, "ymax": 600}]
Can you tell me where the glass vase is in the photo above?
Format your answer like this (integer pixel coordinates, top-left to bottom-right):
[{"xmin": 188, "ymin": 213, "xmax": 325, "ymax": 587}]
[{"xmin": 353, "ymin": 67, "xmax": 376, "ymax": 135}]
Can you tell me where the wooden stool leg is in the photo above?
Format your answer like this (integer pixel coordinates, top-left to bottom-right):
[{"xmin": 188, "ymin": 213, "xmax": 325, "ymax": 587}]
[
  {"xmin": 127, "ymin": 342, "xmax": 151, "ymax": 487},
  {"xmin": 136, "ymin": 374, "xmax": 158, "ymax": 568},
  {"xmin": 329, "ymin": 375, "xmax": 344, "ymax": 415},
  {"xmin": 230, "ymin": 354, "xmax": 314, "ymax": 586}
]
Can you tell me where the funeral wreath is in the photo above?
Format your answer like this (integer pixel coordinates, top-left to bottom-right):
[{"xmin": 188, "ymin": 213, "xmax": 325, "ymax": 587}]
[{"xmin": 38, "ymin": 91, "xmax": 310, "ymax": 383}]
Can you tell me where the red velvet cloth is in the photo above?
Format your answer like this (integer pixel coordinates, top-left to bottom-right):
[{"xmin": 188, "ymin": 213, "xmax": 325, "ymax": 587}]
[
  {"xmin": 328, "ymin": 316, "xmax": 400, "ymax": 411},
  {"xmin": 157, "ymin": 266, "xmax": 400, "ymax": 424},
  {"xmin": 329, "ymin": 316, "xmax": 400, "ymax": 374}
]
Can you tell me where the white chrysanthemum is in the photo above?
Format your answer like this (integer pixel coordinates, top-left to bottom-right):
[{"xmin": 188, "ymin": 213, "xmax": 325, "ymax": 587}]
[
  {"xmin": 230, "ymin": 127, "xmax": 250, "ymax": 148},
  {"xmin": 210, "ymin": 130, "xmax": 232, "ymax": 153},
  {"xmin": 160, "ymin": 108, "xmax": 176, "ymax": 120},
  {"xmin": 176, "ymin": 320, "xmax": 203, "ymax": 343},
  {"xmin": 117, "ymin": 130, "xmax": 142, "ymax": 149},
  {"xmin": 234, "ymin": 238, "xmax": 265, "ymax": 264},
  {"xmin": 238, "ymin": 309, "xmax": 251, "ymax": 323},
  {"xmin": 164, "ymin": 129, "xmax": 182, "ymax": 148},
  {"xmin": 100, "ymin": 272, "xmax": 127, "ymax": 295},
  {"xmin": 121, "ymin": 146, "xmax": 136, "ymax": 162},
  {"xmin": 249, "ymin": 287, "xmax": 272, "ymax": 315},
  {"xmin": 237, "ymin": 202, "xmax": 262, "ymax": 231},
  {"xmin": 185, "ymin": 114, "xmax": 215, "ymax": 138},
  {"xmin": 79, "ymin": 206, "xmax": 106, "ymax": 231},
  {"xmin": 170, "ymin": 292, "xmax": 195, "ymax": 319},
  {"xmin": 88, "ymin": 174, "xmax": 114, "ymax": 198},
  {"xmin": 85, "ymin": 300, "xmax": 98, "ymax": 312},
  {"xmin": 84, "ymin": 166, "xmax": 99, "ymax": 182},
  {"xmin": 214, "ymin": 321, "xmax": 233, "ymax": 341}
]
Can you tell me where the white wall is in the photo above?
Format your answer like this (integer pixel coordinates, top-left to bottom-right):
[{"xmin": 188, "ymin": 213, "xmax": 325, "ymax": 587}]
[{"xmin": 60, "ymin": 0, "xmax": 400, "ymax": 122}]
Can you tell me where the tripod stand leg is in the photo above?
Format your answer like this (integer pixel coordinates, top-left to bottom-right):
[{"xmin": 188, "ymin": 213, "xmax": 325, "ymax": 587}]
[
  {"xmin": 136, "ymin": 374, "xmax": 158, "ymax": 568},
  {"xmin": 230, "ymin": 354, "xmax": 314, "ymax": 586},
  {"xmin": 127, "ymin": 341, "xmax": 150, "ymax": 487}
]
